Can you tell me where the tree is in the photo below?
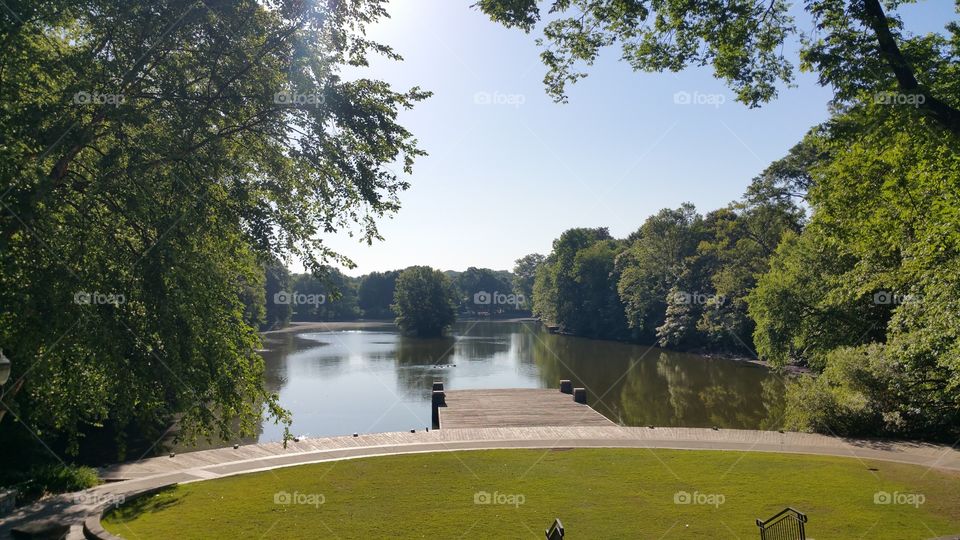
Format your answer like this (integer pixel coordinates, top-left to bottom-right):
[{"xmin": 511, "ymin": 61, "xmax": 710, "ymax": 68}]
[
  {"xmin": 688, "ymin": 203, "xmax": 803, "ymax": 352},
  {"xmin": 617, "ymin": 204, "xmax": 703, "ymax": 342},
  {"xmin": 568, "ymin": 240, "xmax": 628, "ymax": 339},
  {"xmin": 454, "ymin": 267, "xmax": 516, "ymax": 314},
  {"xmin": 477, "ymin": 0, "xmax": 960, "ymax": 136},
  {"xmin": 289, "ymin": 270, "xmax": 360, "ymax": 321},
  {"xmin": 749, "ymin": 83, "xmax": 960, "ymax": 439},
  {"xmin": 358, "ymin": 270, "xmax": 400, "ymax": 319},
  {"xmin": 392, "ymin": 266, "xmax": 457, "ymax": 338},
  {"xmin": 533, "ymin": 228, "xmax": 613, "ymax": 331},
  {"xmin": 0, "ymin": 0, "xmax": 427, "ymax": 460},
  {"xmin": 263, "ymin": 258, "xmax": 292, "ymax": 330},
  {"xmin": 512, "ymin": 253, "xmax": 544, "ymax": 309}
]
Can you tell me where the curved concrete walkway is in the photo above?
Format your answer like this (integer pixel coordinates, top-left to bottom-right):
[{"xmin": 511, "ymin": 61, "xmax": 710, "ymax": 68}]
[{"xmin": 3, "ymin": 426, "xmax": 959, "ymax": 538}]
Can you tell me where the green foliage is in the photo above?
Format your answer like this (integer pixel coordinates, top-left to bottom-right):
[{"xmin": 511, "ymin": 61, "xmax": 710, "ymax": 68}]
[
  {"xmin": 567, "ymin": 240, "xmax": 628, "ymax": 339},
  {"xmin": 392, "ymin": 266, "xmax": 457, "ymax": 338},
  {"xmin": 511, "ymin": 253, "xmax": 544, "ymax": 308},
  {"xmin": 780, "ymin": 343, "xmax": 958, "ymax": 439},
  {"xmin": 262, "ymin": 259, "xmax": 293, "ymax": 330},
  {"xmin": 478, "ymin": 0, "xmax": 960, "ymax": 135},
  {"xmin": 531, "ymin": 202, "xmax": 799, "ymax": 350},
  {"xmin": 0, "ymin": 0, "xmax": 427, "ymax": 459},
  {"xmin": 288, "ymin": 270, "xmax": 360, "ymax": 321},
  {"xmin": 358, "ymin": 270, "xmax": 400, "ymax": 319},
  {"xmin": 1, "ymin": 463, "xmax": 99, "ymax": 505},
  {"xmin": 618, "ymin": 204, "xmax": 703, "ymax": 342},
  {"xmin": 750, "ymin": 72, "xmax": 960, "ymax": 439},
  {"xmin": 532, "ymin": 228, "xmax": 617, "ymax": 334},
  {"xmin": 452, "ymin": 267, "xmax": 519, "ymax": 314}
]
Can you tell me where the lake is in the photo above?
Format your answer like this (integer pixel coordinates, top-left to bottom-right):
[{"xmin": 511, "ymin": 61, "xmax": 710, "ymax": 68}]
[{"xmin": 253, "ymin": 320, "xmax": 786, "ymax": 442}]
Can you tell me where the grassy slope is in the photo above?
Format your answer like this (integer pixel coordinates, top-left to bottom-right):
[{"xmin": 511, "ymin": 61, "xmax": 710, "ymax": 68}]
[{"xmin": 105, "ymin": 448, "xmax": 960, "ymax": 539}]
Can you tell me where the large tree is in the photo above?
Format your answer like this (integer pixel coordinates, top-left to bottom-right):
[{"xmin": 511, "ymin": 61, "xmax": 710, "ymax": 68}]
[
  {"xmin": 0, "ymin": 0, "xmax": 427, "ymax": 460},
  {"xmin": 749, "ymin": 94, "xmax": 960, "ymax": 439},
  {"xmin": 477, "ymin": 0, "xmax": 960, "ymax": 137},
  {"xmin": 392, "ymin": 266, "xmax": 458, "ymax": 338}
]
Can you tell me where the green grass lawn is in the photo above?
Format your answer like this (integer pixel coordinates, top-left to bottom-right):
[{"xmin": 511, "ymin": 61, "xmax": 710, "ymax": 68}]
[{"xmin": 104, "ymin": 448, "xmax": 960, "ymax": 539}]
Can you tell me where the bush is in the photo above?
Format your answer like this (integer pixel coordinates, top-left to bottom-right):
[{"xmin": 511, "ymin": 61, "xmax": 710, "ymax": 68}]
[
  {"xmin": 1, "ymin": 463, "xmax": 100, "ymax": 505},
  {"xmin": 784, "ymin": 344, "xmax": 912, "ymax": 438}
]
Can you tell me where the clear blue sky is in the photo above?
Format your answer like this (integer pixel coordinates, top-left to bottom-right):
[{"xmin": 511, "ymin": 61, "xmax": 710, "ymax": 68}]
[{"xmin": 313, "ymin": 0, "xmax": 954, "ymax": 275}]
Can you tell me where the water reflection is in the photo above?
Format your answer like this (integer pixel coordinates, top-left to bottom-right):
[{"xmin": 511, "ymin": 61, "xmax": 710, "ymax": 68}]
[{"xmin": 247, "ymin": 321, "xmax": 785, "ymax": 443}]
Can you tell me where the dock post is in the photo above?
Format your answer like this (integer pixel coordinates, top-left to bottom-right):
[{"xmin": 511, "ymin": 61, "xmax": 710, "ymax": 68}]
[
  {"xmin": 432, "ymin": 381, "xmax": 444, "ymax": 392},
  {"xmin": 573, "ymin": 388, "xmax": 587, "ymax": 404},
  {"xmin": 559, "ymin": 380, "xmax": 572, "ymax": 394},
  {"xmin": 431, "ymin": 390, "xmax": 446, "ymax": 429}
]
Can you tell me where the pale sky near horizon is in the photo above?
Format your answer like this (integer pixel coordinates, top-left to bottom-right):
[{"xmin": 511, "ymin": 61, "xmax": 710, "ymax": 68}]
[{"xmin": 303, "ymin": 0, "xmax": 955, "ymax": 276}]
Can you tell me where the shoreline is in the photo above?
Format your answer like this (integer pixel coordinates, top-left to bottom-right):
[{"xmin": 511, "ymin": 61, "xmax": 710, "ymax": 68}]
[{"xmin": 261, "ymin": 320, "xmax": 397, "ymax": 335}]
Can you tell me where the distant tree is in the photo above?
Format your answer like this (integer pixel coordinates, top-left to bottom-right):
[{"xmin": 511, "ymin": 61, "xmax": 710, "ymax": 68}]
[
  {"xmin": 263, "ymin": 259, "xmax": 292, "ymax": 330},
  {"xmin": 568, "ymin": 240, "xmax": 628, "ymax": 339},
  {"xmin": 531, "ymin": 259, "xmax": 558, "ymax": 323},
  {"xmin": 532, "ymin": 227, "xmax": 614, "ymax": 333},
  {"xmin": 454, "ymin": 267, "xmax": 515, "ymax": 314},
  {"xmin": 392, "ymin": 266, "xmax": 457, "ymax": 337},
  {"xmin": 288, "ymin": 270, "xmax": 360, "ymax": 321},
  {"xmin": 664, "ymin": 202, "xmax": 803, "ymax": 352},
  {"xmin": 617, "ymin": 204, "xmax": 703, "ymax": 342},
  {"xmin": 512, "ymin": 253, "xmax": 544, "ymax": 308},
  {"xmin": 358, "ymin": 270, "xmax": 400, "ymax": 319}
]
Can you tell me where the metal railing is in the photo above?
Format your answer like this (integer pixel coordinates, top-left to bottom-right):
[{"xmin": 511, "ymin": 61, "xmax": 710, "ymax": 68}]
[{"xmin": 756, "ymin": 507, "xmax": 807, "ymax": 540}]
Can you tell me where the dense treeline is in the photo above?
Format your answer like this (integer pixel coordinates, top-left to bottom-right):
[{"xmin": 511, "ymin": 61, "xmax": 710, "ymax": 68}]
[
  {"xmin": 528, "ymin": 196, "xmax": 802, "ymax": 349},
  {"xmin": 243, "ymin": 264, "xmax": 529, "ymax": 330},
  {"xmin": 528, "ymin": 100, "xmax": 960, "ymax": 441}
]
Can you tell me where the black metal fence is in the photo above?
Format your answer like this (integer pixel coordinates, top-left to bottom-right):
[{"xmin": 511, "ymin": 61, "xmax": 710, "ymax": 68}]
[{"xmin": 756, "ymin": 508, "xmax": 807, "ymax": 540}]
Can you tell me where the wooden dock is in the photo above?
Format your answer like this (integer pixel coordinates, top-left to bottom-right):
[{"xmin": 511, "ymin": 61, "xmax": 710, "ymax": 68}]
[{"xmin": 436, "ymin": 387, "xmax": 615, "ymax": 429}]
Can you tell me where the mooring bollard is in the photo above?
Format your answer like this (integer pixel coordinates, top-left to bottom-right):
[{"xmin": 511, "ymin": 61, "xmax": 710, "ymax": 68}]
[
  {"xmin": 573, "ymin": 388, "xmax": 587, "ymax": 404},
  {"xmin": 559, "ymin": 380, "xmax": 573, "ymax": 394},
  {"xmin": 432, "ymin": 381, "xmax": 444, "ymax": 392},
  {"xmin": 432, "ymin": 389, "xmax": 446, "ymax": 429}
]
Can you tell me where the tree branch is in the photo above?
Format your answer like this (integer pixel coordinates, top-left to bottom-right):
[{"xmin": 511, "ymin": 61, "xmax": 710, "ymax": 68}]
[{"xmin": 861, "ymin": 0, "xmax": 960, "ymax": 136}]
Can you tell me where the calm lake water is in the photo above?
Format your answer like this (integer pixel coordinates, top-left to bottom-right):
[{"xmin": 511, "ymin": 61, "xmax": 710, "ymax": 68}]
[{"xmin": 253, "ymin": 320, "xmax": 785, "ymax": 442}]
